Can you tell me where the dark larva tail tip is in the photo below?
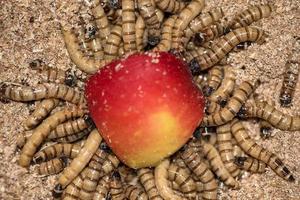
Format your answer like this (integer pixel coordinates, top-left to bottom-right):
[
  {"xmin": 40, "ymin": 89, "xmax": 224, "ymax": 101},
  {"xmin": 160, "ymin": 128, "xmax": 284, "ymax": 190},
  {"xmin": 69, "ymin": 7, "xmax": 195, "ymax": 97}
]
[
  {"xmin": 100, "ymin": 142, "xmax": 112, "ymax": 153},
  {"xmin": 193, "ymin": 127, "xmax": 202, "ymax": 139},
  {"xmin": 288, "ymin": 175, "xmax": 295, "ymax": 182},
  {"xmin": 237, "ymin": 106, "xmax": 248, "ymax": 118},
  {"xmin": 52, "ymin": 184, "xmax": 63, "ymax": 198},
  {"xmin": 108, "ymin": 0, "xmax": 121, "ymax": 9},
  {"xmin": 203, "ymin": 86, "xmax": 214, "ymax": 97},
  {"xmin": 279, "ymin": 94, "xmax": 292, "ymax": 107},
  {"xmin": 111, "ymin": 171, "xmax": 121, "ymax": 180},
  {"xmin": 224, "ymin": 26, "xmax": 232, "ymax": 35},
  {"xmin": 189, "ymin": 58, "xmax": 202, "ymax": 76},
  {"xmin": 234, "ymin": 156, "xmax": 247, "ymax": 166},
  {"xmin": 148, "ymin": 36, "xmax": 161, "ymax": 46},
  {"xmin": 84, "ymin": 115, "xmax": 94, "ymax": 126},
  {"xmin": 60, "ymin": 156, "xmax": 69, "ymax": 165},
  {"xmin": 219, "ymin": 99, "xmax": 227, "ymax": 107},
  {"xmin": 65, "ymin": 69, "xmax": 77, "ymax": 87},
  {"xmin": 260, "ymin": 127, "xmax": 272, "ymax": 139},
  {"xmin": 193, "ymin": 33, "xmax": 204, "ymax": 46}
]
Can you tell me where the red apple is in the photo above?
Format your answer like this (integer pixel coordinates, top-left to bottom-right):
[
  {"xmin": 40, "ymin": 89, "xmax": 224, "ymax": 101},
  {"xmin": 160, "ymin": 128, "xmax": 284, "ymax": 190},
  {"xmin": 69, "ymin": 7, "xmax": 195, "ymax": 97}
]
[{"xmin": 85, "ymin": 52, "xmax": 205, "ymax": 168}]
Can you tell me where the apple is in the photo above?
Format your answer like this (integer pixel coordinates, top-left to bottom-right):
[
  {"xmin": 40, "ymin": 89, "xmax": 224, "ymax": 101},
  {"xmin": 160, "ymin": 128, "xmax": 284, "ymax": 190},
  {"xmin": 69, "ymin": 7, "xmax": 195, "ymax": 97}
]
[{"xmin": 85, "ymin": 52, "xmax": 205, "ymax": 168}]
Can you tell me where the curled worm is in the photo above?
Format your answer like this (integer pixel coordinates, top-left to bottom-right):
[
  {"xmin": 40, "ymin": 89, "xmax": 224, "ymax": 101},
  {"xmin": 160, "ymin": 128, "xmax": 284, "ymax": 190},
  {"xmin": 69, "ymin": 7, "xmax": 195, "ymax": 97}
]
[
  {"xmin": 110, "ymin": 171, "xmax": 126, "ymax": 200},
  {"xmin": 138, "ymin": 168, "xmax": 163, "ymax": 200},
  {"xmin": 203, "ymin": 65, "xmax": 224, "ymax": 96},
  {"xmin": 234, "ymin": 156, "xmax": 267, "ymax": 173},
  {"xmin": 92, "ymin": 175, "xmax": 110, "ymax": 200},
  {"xmin": 37, "ymin": 157, "xmax": 67, "ymax": 176}
]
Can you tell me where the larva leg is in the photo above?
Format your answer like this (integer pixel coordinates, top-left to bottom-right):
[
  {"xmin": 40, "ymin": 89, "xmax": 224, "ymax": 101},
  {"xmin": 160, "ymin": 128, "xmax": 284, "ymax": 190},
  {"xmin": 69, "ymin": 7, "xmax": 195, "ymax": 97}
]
[
  {"xmin": 104, "ymin": 21, "xmax": 123, "ymax": 61},
  {"xmin": 47, "ymin": 115, "xmax": 93, "ymax": 140},
  {"xmin": 230, "ymin": 4, "xmax": 275, "ymax": 29},
  {"xmin": 154, "ymin": 0, "xmax": 186, "ymax": 14},
  {"xmin": 110, "ymin": 171, "xmax": 126, "ymax": 200},
  {"xmin": 136, "ymin": 15, "xmax": 147, "ymax": 51},
  {"xmin": 189, "ymin": 27, "xmax": 266, "ymax": 71},
  {"xmin": 122, "ymin": 0, "xmax": 137, "ymax": 53},
  {"xmin": 37, "ymin": 157, "xmax": 67, "ymax": 176},
  {"xmin": 216, "ymin": 122, "xmax": 241, "ymax": 177},
  {"xmin": 171, "ymin": 0, "xmax": 205, "ymax": 51},
  {"xmin": 155, "ymin": 159, "xmax": 186, "ymax": 200},
  {"xmin": 234, "ymin": 156, "xmax": 267, "ymax": 173},
  {"xmin": 180, "ymin": 144, "xmax": 218, "ymax": 200},
  {"xmin": 33, "ymin": 143, "xmax": 82, "ymax": 163},
  {"xmin": 201, "ymin": 80, "xmax": 258, "ymax": 127},
  {"xmin": 168, "ymin": 163, "xmax": 197, "ymax": 198},
  {"xmin": 19, "ymin": 106, "xmax": 86, "ymax": 167},
  {"xmin": 24, "ymin": 98, "xmax": 60, "ymax": 130},
  {"xmin": 200, "ymin": 140, "xmax": 240, "ymax": 189},
  {"xmin": 92, "ymin": 175, "xmax": 110, "ymax": 200},
  {"xmin": 231, "ymin": 119, "xmax": 295, "ymax": 182},
  {"xmin": 55, "ymin": 129, "xmax": 102, "ymax": 194},
  {"xmin": 138, "ymin": 168, "xmax": 163, "ymax": 200},
  {"xmin": 203, "ymin": 65, "xmax": 224, "ymax": 96},
  {"xmin": 124, "ymin": 184, "xmax": 148, "ymax": 200}
]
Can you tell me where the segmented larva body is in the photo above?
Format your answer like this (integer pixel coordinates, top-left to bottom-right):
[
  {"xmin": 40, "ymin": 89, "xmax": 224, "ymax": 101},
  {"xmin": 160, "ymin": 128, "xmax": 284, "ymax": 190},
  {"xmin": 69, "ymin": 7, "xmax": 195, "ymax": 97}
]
[
  {"xmin": 184, "ymin": 46, "xmax": 206, "ymax": 64},
  {"xmin": 171, "ymin": 0, "xmax": 205, "ymax": 50},
  {"xmin": 153, "ymin": 15, "xmax": 177, "ymax": 52},
  {"xmin": 201, "ymin": 80, "xmax": 258, "ymax": 127},
  {"xmin": 33, "ymin": 143, "xmax": 82, "ymax": 163},
  {"xmin": 190, "ymin": 27, "xmax": 266, "ymax": 71},
  {"xmin": 16, "ymin": 130, "xmax": 33, "ymax": 149},
  {"xmin": 19, "ymin": 106, "xmax": 86, "ymax": 167},
  {"xmin": 57, "ymin": 129, "xmax": 102, "ymax": 190},
  {"xmin": 241, "ymin": 100, "xmax": 300, "ymax": 131},
  {"xmin": 0, "ymin": 82, "xmax": 85, "ymax": 104},
  {"xmin": 92, "ymin": 175, "xmax": 110, "ymax": 200},
  {"xmin": 38, "ymin": 157, "xmax": 67, "ymax": 176},
  {"xmin": 55, "ymin": 127, "xmax": 93, "ymax": 143},
  {"xmin": 62, "ymin": 28, "xmax": 108, "ymax": 74},
  {"xmin": 184, "ymin": 8, "xmax": 224, "ymax": 44},
  {"xmin": 87, "ymin": 31, "xmax": 104, "ymax": 61},
  {"xmin": 203, "ymin": 65, "xmax": 224, "ymax": 96},
  {"xmin": 234, "ymin": 156, "xmax": 267, "ymax": 173},
  {"xmin": 180, "ymin": 144, "xmax": 218, "ymax": 200},
  {"xmin": 138, "ymin": 0, "xmax": 161, "ymax": 45},
  {"xmin": 154, "ymin": 0, "xmax": 186, "ymax": 14},
  {"xmin": 216, "ymin": 122, "xmax": 241, "ymax": 178},
  {"xmin": 231, "ymin": 119, "xmax": 295, "ymax": 182},
  {"xmin": 61, "ymin": 169, "xmax": 87, "ymax": 200},
  {"xmin": 136, "ymin": 15, "xmax": 147, "ymax": 51},
  {"xmin": 155, "ymin": 159, "xmax": 186, "ymax": 200},
  {"xmin": 76, "ymin": 27, "xmax": 94, "ymax": 57},
  {"xmin": 104, "ymin": 21, "xmax": 123, "ymax": 61},
  {"xmin": 230, "ymin": 4, "xmax": 275, "ymax": 29},
  {"xmin": 122, "ymin": 0, "xmax": 137, "ymax": 53},
  {"xmin": 209, "ymin": 66, "xmax": 236, "ymax": 104},
  {"xmin": 110, "ymin": 172, "xmax": 126, "ymax": 200},
  {"xmin": 193, "ymin": 73, "xmax": 207, "ymax": 90},
  {"xmin": 124, "ymin": 184, "xmax": 148, "ymax": 200},
  {"xmin": 102, "ymin": 154, "xmax": 120, "ymax": 174},
  {"xmin": 205, "ymin": 101, "xmax": 221, "ymax": 114},
  {"xmin": 118, "ymin": 42, "xmax": 125, "ymax": 57},
  {"xmin": 168, "ymin": 163, "xmax": 197, "ymax": 198},
  {"xmin": 138, "ymin": 168, "xmax": 163, "ymax": 200},
  {"xmin": 200, "ymin": 140, "xmax": 240, "ymax": 189},
  {"xmin": 24, "ymin": 98, "xmax": 60, "ymax": 130}
]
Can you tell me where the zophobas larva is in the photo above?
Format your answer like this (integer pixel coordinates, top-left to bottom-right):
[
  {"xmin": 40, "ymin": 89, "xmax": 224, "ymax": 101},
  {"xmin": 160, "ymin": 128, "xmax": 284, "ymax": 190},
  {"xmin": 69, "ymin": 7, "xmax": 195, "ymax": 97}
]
[{"xmin": 234, "ymin": 156, "xmax": 267, "ymax": 173}]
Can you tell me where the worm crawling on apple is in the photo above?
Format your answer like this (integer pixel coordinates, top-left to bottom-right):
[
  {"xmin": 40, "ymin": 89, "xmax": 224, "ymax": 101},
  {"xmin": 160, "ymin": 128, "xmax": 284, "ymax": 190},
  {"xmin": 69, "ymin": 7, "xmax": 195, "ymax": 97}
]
[{"xmin": 0, "ymin": 0, "xmax": 299, "ymax": 199}]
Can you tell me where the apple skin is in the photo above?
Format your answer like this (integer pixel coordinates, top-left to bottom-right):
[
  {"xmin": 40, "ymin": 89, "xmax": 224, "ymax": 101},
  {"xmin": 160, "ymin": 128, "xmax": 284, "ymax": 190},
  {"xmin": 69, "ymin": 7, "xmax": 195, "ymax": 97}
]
[{"xmin": 85, "ymin": 52, "xmax": 205, "ymax": 168}]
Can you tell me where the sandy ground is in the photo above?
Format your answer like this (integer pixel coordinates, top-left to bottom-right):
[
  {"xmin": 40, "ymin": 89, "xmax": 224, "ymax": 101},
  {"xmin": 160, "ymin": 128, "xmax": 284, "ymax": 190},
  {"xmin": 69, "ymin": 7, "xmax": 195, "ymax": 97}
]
[{"xmin": 0, "ymin": 0, "xmax": 299, "ymax": 199}]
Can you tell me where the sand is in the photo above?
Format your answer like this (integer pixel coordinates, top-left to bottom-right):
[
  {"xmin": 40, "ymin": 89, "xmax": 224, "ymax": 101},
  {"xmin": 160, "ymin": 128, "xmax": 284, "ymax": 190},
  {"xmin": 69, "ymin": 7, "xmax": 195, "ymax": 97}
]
[{"xmin": 0, "ymin": 0, "xmax": 299, "ymax": 199}]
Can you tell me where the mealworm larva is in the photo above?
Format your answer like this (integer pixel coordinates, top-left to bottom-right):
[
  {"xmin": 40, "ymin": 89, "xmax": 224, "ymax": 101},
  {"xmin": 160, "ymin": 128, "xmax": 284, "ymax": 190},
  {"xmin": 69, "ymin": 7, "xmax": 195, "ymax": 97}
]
[
  {"xmin": 62, "ymin": 28, "xmax": 108, "ymax": 74},
  {"xmin": 124, "ymin": 184, "xmax": 148, "ymax": 200},
  {"xmin": 200, "ymin": 140, "xmax": 240, "ymax": 189},
  {"xmin": 55, "ymin": 127, "xmax": 93, "ymax": 143},
  {"xmin": 154, "ymin": 0, "xmax": 186, "ymax": 14},
  {"xmin": 216, "ymin": 122, "xmax": 241, "ymax": 178},
  {"xmin": 92, "ymin": 175, "xmax": 110, "ymax": 200},
  {"xmin": 47, "ymin": 115, "xmax": 93, "ymax": 140},
  {"xmin": 209, "ymin": 66, "xmax": 235, "ymax": 104},
  {"xmin": 259, "ymin": 120, "xmax": 273, "ymax": 139},
  {"xmin": 0, "ymin": 82, "xmax": 85, "ymax": 104},
  {"xmin": 138, "ymin": 168, "xmax": 163, "ymax": 200},
  {"xmin": 38, "ymin": 157, "xmax": 67, "ymax": 176},
  {"xmin": 171, "ymin": 0, "xmax": 205, "ymax": 51},
  {"xmin": 184, "ymin": 47, "xmax": 206, "ymax": 69},
  {"xmin": 24, "ymin": 98, "xmax": 60, "ymax": 130},
  {"xmin": 110, "ymin": 171, "xmax": 126, "ymax": 200},
  {"xmin": 122, "ymin": 0, "xmax": 137, "ymax": 53},
  {"xmin": 184, "ymin": 8, "xmax": 224, "ymax": 44},
  {"xmin": 180, "ymin": 143, "xmax": 218, "ymax": 200},
  {"xmin": 138, "ymin": 0, "xmax": 161, "ymax": 45},
  {"xmin": 201, "ymin": 80, "xmax": 258, "ymax": 127},
  {"xmin": 153, "ymin": 15, "xmax": 177, "ymax": 52},
  {"xmin": 136, "ymin": 15, "xmax": 147, "ymax": 51},
  {"xmin": 230, "ymin": 4, "xmax": 275, "ymax": 29},
  {"xmin": 234, "ymin": 156, "xmax": 267, "ymax": 173},
  {"xmin": 33, "ymin": 143, "xmax": 82, "ymax": 163},
  {"xmin": 240, "ymin": 100, "xmax": 300, "ymax": 131},
  {"xmin": 231, "ymin": 119, "xmax": 295, "ymax": 182},
  {"xmin": 104, "ymin": 21, "xmax": 123, "ymax": 61},
  {"xmin": 203, "ymin": 65, "xmax": 224, "ymax": 96},
  {"xmin": 155, "ymin": 159, "xmax": 186, "ymax": 200},
  {"xmin": 87, "ymin": 31, "xmax": 105, "ymax": 61},
  {"xmin": 19, "ymin": 106, "xmax": 86, "ymax": 167},
  {"xmin": 55, "ymin": 129, "xmax": 102, "ymax": 193},
  {"xmin": 189, "ymin": 27, "xmax": 266, "ymax": 72},
  {"xmin": 168, "ymin": 163, "xmax": 197, "ymax": 198}
]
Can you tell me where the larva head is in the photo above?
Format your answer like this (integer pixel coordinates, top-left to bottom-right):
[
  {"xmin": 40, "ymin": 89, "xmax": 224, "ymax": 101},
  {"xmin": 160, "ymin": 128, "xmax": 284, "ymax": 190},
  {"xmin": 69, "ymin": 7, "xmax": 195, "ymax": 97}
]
[
  {"xmin": 85, "ymin": 52, "xmax": 205, "ymax": 168},
  {"xmin": 189, "ymin": 58, "xmax": 202, "ymax": 76}
]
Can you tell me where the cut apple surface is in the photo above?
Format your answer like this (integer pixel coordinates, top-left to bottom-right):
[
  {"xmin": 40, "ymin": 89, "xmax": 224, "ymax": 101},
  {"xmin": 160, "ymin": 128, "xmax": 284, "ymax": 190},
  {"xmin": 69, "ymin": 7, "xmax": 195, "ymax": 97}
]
[{"xmin": 85, "ymin": 52, "xmax": 205, "ymax": 168}]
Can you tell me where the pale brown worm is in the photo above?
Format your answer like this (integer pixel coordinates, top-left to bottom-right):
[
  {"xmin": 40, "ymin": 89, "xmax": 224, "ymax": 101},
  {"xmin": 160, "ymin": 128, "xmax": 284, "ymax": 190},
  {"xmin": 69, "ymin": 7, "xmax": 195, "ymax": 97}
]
[
  {"xmin": 189, "ymin": 27, "xmax": 266, "ymax": 72},
  {"xmin": 136, "ymin": 15, "xmax": 147, "ymax": 51},
  {"xmin": 92, "ymin": 175, "xmax": 110, "ymax": 200},
  {"xmin": 234, "ymin": 156, "xmax": 267, "ymax": 173},
  {"xmin": 203, "ymin": 65, "xmax": 224, "ymax": 96},
  {"xmin": 180, "ymin": 142, "xmax": 218, "ymax": 200},
  {"xmin": 19, "ymin": 106, "xmax": 86, "ymax": 167},
  {"xmin": 154, "ymin": 0, "xmax": 186, "ymax": 14},
  {"xmin": 201, "ymin": 80, "xmax": 258, "ymax": 127},
  {"xmin": 24, "ymin": 98, "xmax": 60, "ymax": 130},
  {"xmin": 37, "ymin": 157, "xmax": 67, "ymax": 176},
  {"xmin": 216, "ymin": 122, "xmax": 241, "ymax": 178},
  {"xmin": 138, "ymin": 168, "xmax": 164, "ymax": 200},
  {"xmin": 122, "ymin": 0, "xmax": 137, "ymax": 53},
  {"xmin": 124, "ymin": 184, "xmax": 148, "ymax": 200},
  {"xmin": 110, "ymin": 171, "xmax": 126, "ymax": 200},
  {"xmin": 54, "ymin": 127, "xmax": 93, "ymax": 143},
  {"xmin": 0, "ymin": 82, "xmax": 85, "ymax": 104},
  {"xmin": 230, "ymin": 4, "xmax": 275, "ymax": 29},
  {"xmin": 239, "ymin": 100, "xmax": 300, "ymax": 131},
  {"xmin": 231, "ymin": 119, "xmax": 295, "ymax": 182},
  {"xmin": 104, "ymin": 21, "xmax": 123, "ymax": 62},
  {"xmin": 171, "ymin": 0, "xmax": 205, "ymax": 51}
]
